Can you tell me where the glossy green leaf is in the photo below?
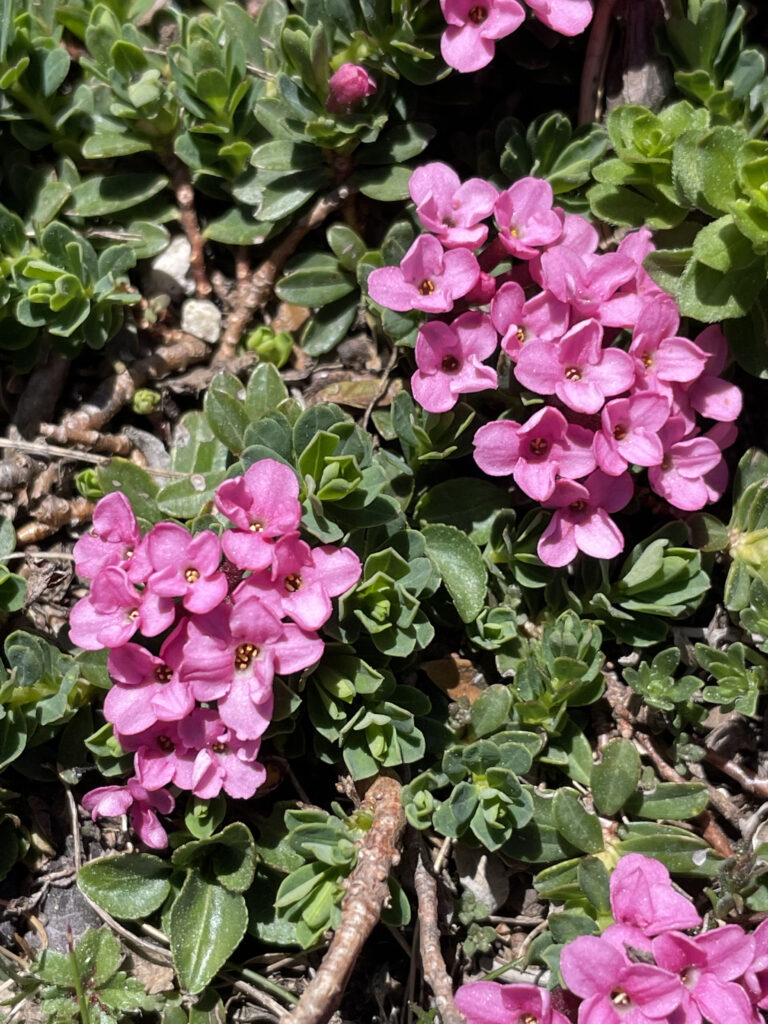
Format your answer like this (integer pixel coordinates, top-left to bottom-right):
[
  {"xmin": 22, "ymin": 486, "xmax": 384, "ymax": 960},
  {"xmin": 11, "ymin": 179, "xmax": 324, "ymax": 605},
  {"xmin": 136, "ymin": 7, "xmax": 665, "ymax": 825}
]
[
  {"xmin": 422, "ymin": 523, "xmax": 487, "ymax": 623},
  {"xmin": 78, "ymin": 854, "xmax": 172, "ymax": 920},
  {"xmin": 590, "ymin": 738, "xmax": 641, "ymax": 815},
  {"xmin": 552, "ymin": 788, "xmax": 604, "ymax": 854}
]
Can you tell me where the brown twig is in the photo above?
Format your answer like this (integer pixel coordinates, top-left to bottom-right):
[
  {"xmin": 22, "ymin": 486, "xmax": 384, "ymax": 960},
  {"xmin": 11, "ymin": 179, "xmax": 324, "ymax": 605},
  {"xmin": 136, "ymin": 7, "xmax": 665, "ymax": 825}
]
[
  {"xmin": 703, "ymin": 747, "xmax": 768, "ymax": 801},
  {"xmin": 578, "ymin": 0, "xmax": 620, "ymax": 125},
  {"xmin": 214, "ymin": 184, "xmax": 353, "ymax": 365},
  {"xmin": 12, "ymin": 351, "xmax": 69, "ymax": 439},
  {"xmin": 412, "ymin": 834, "xmax": 466, "ymax": 1024},
  {"xmin": 282, "ymin": 776, "xmax": 405, "ymax": 1024},
  {"xmin": 165, "ymin": 157, "xmax": 211, "ymax": 298},
  {"xmin": 42, "ymin": 334, "xmax": 208, "ymax": 443},
  {"xmin": 16, "ymin": 496, "xmax": 94, "ymax": 545}
]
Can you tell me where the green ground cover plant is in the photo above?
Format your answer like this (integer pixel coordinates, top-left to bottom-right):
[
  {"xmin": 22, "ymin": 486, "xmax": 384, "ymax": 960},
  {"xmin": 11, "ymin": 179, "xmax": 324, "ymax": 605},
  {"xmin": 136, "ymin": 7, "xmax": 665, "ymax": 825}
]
[{"xmin": 3, "ymin": 1, "xmax": 768, "ymax": 1022}]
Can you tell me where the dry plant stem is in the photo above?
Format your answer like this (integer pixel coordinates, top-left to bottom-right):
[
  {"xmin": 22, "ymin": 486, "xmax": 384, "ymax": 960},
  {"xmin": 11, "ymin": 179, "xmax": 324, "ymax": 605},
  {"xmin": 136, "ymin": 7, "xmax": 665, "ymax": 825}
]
[
  {"xmin": 166, "ymin": 157, "xmax": 211, "ymax": 298},
  {"xmin": 412, "ymin": 834, "xmax": 466, "ymax": 1024},
  {"xmin": 42, "ymin": 334, "xmax": 208, "ymax": 442},
  {"xmin": 214, "ymin": 184, "xmax": 353, "ymax": 365},
  {"xmin": 704, "ymin": 747, "xmax": 768, "ymax": 800},
  {"xmin": 12, "ymin": 351, "xmax": 69, "ymax": 438},
  {"xmin": 633, "ymin": 733, "xmax": 735, "ymax": 858},
  {"xmin": 282, "ymin": 776, "xmax": 405, "ymax": 1024},
  {"xmin": 578, "ymin": 0, "xmax": 619, "ymax": 124},
  {"xmin": 16, "ymin": 496, "xmax": 94, "ymax": 545}
]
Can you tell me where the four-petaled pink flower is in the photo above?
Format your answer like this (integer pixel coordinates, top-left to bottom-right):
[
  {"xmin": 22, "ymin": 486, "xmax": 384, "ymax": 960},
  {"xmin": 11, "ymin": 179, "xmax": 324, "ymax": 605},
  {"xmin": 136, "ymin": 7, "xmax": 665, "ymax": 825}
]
[
  {"xmin": 594, "ymin": 392, "xmax": 670, "ymax": 476},
  {"xmin": 147, "ymin": 523, "xmax": 228, "ymax": 614},
  {"xmin": 412, "ymin": 311, "xmax": 498, "ymax": 413},
  {"xmin": 610, "ymin": 853, "xmax": 703, "ymax": 937},
  {"xmin": 454, "ymin": 980, "xmax": 570, "ymax": 1024},
  {"xmin": 216, "ymin": 459, "xmax": 302, "ymax": 570},
  {"xmin": 648, "ymin": 417, "xmax": 725, "ymax": 512},
  {"xmin": 439, "ymin": 0, "xmax": 525, "ymax": 72},
  {"xmin": 410, "ymin": 162, "xmax": 498, "ymax": 249},
  {"xmin": 474, "ymin": 405, "xmax": 595, "ymax": 500},
  {"xmin": 515, "ymin": 318, "xmax": 635, "ymax": 414},
  {"xmin": 490, "ymin": 280, "xmax": 570, "ymax": 359},
  {"xmin": 538, "ymin": 469, "xmax": 633, "ymax": 566},
  {"xmin": 495, "ymin": 178, "xmax": 563, "ymax": 260},
  {"xmin": 367, "ymin": 233, "xmax": 480, "ymax": 313},
  {"xmin": 73, "ymin": 491, "xmax": 142, "ymax": 581}
]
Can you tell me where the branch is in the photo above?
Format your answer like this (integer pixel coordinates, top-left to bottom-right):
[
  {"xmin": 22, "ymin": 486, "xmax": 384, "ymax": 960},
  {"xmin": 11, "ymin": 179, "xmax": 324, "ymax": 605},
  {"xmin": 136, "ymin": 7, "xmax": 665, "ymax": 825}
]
[
  {"xmin": 282, "ymin": 776, "xmax": 404, "ymax": 1024},
  {"xmin": 412, "ymin": 833, "xmax": 466, "ymax": 1024},
  {"xmin": 578, "ymin": 0, "xmax": 620, "ymax": 125},
  {"xmin": 164, "ymin": 156, "xmax": 211, "ymax": 298},
  {"xmin": 214, "ymin": 184, "xmax": 352, "ymax": 365}
]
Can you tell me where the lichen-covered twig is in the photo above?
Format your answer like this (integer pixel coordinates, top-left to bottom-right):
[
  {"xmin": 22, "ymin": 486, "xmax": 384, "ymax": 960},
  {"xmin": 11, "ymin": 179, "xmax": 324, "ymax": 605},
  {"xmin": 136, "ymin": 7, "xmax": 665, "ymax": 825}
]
[
  {"xmin": 704, "ymin": 747, "xmax": 768, "ymax": 801},
  {"xmin": 16, "ymin": 496, "xmax": 94, "ymax": 545},
  {"xmin": 412, "ymin": 833, "xmax": 466, "ymax": 1024},
  {"xmin": 42, "ymin": 333, "xmax": 208, "ymax": 442},
  {"xmin": 282, "ymin": 775, "xmax": 404, "ymax": 1024},
  {"xmin": 214, "ymin": 184, "xmax": 352, "ymax": 365}
]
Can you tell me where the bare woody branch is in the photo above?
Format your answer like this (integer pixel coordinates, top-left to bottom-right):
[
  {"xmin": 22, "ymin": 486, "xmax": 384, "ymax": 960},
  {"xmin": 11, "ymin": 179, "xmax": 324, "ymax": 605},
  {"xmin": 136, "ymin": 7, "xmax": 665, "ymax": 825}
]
[
  {"xmin": 214, "ymin": 184, "xmax": 353, "ymax": 365},
  {"xmin": 282, "ymin": 775, "xmax": 405, "ymax": 1024},
  {"xmin": 412, "ymin": 833, "xmax": 466, "ymax": 1024}
]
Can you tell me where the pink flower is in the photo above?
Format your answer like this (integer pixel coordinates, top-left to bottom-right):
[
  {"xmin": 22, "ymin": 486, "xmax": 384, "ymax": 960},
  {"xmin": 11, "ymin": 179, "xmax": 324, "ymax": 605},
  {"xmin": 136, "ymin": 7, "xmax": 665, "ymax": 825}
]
[
  {"xmin": 648, "ymin": 417, "xmax": 725, "ymax": 512},
  {"xmin": 630, "ymin": 297, "xmax": 708, "ymax": 391},
  {"xmin": 594, "ymin": 392, "xmax": 670, "ymax": 476},
  {"xmin": 326, "ymin": 63, "xmax": 376, "ymax": 113},
  {"xmin": 440, "ymin": 0, "xmax": 525, "ymax": 72},
  {"xmin": 410, "ymin": 162, "xmax": 498, "ymax": 249},
  {"xmin": 105, "ymin": 643, "xmax": 193, "ymax": 736},
  {"xmin": 216, "ymin": 458, "xmax": 302, "ymax": 571},
  {"xmin": 537, "ymin": 247, "xmax": 639, "ymax": 327},
  {"xmin": 236, "ymin": 533, "xmax": 361, "ymax": 631},
  {"xmin": 490, "ymin": 281, "xmax": 570, "ymax": 359},
  {"xmin": 685, "ymin": 325, "xmax": 742, "ymax": 423},
  {"xmin": 514, "ymin": 318, "xmax": 635, "ymax": 414},
  {"xmin": 69, "ymin": 566, "xmax": 175, "ymax": 650},
  {"xmin": 610, "ymin": 854, "xmax": 702, "ymax": 937},
  {"xmin": 412, "ymin": 312, "xmax": 498, "ymax": 413},
  {"xmin": 473, "ymin": 406, "xmax": 595, "ymax": 500},
  {"xmin": 494, "ymin": 178, "xmax": 563, "ymax": 260},
  {"xmin": 124, "ymin": 720, "xmax": 195, "ymax": 792},
  {"xmin": 744, "ymin": 919, "xmax": 768, "ymax": 1008},
  {"xmin": 82, "ymin": 778, "xmax": 175, "ymax": 850},
  {"xmin": 537, "ymin": 469, "xmax": 633, "ymax": 566},
  {"xmin": 560, "ymin": 933, "xmax": 683, "ymax": 1023},
  {"xmin": 146, "ymin": 523, "xmax": 227, "ymax": 614},
  {"xmin": 367, "ymin": 234, "xmax": 480, "ymax": 313},
  {"xmin": 454, "ymin": 981, "xmax": 570, "ymax": 1024},
  {"xmin": 73, "ymin": 492, "xmax": 142, "ymax": 581},
  {"xmin": 177, "ymin": 709, "xmax": 266, "ymax": 800},
  {"xmin": 523, "ymin": 0, "xmax": 593, "ymax": 35},
  {"xmin": 652, "ymin": 927, "xmax": 758, "ymax": 1024}
]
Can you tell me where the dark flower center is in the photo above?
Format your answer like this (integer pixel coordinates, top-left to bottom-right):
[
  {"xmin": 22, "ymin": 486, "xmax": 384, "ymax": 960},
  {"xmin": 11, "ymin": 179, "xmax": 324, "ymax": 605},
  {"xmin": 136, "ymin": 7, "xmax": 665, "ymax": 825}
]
[
  {"xmin": 234, "ymin": 641, "xmax": 259, "ymax": 670},
  {"xmin": 418, "ymin": 278, "xmax": 436, "ymax": 295},
  {"xmin": 565, "ymin": 366, "xmax": 582, "ymax": 381},
  {"xmin": 284, "ymin": 573, "xmax": 303, "ymax": 593},
  {"xmin": 128, "ymin": 608, "xmax": 140, "ymax": 621},
  {"xmin": 469, "ymin": 4, "xmax": 488, "ymax": 22},
  {"xmin": 641, "ymin": 350, "xmax": 653, "ymax": 368},
  {"xmin": 516, "ymin": 327, "xmax": 526, "ymax": 343},
  {"xmin": 612, "ymin": 424, "xmax": 628, "ymax": 441},
  {"xmin": 519, "ymin": 1015, "xmax": 539, "ymax": 1024},
  {"xmin": 157, "ymin": 735, "xmax": 174, "ymax": 752},
  {"xmin": 212, "ymin": 741, "xmax": 228, "ymax": 754},
  {"xmin": 154, "ymin": 664, "xmax": 173, "ymax": 683},
  {"xmin": 529, "ymin": 437, "xmax": 549, "ymax": 457},
  {"xmin": 184, "ymin": 567, "xmax": 200, "ymax": 583},
  {"xmin": 249, "ymin": 520, "xmax": 265, "ymax": 532},
  {"xmin": 569, "ymin": 500, "xmax": 587, "ymax": 515},
  {"xmin": 441, "ymin": 354, "xmax": 460, "ymax": 373}
]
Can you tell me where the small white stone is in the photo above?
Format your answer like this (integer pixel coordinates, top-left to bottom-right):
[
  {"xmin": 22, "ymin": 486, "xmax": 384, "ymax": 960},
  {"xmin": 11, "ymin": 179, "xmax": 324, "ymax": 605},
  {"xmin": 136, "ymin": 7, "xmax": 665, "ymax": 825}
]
[
  {"xmin": 145, "ymin": 235, "xmax": 194, "ymax": 299},
  {"xmin": 181, "ymin": 299, "xmax": 222, "ymax": 343}
]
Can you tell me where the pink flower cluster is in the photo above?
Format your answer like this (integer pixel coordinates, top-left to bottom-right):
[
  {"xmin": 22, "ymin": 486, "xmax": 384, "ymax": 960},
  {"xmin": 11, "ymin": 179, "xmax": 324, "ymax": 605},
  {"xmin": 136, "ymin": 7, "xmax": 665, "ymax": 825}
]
[
  {"xmin": 456, "ymin": 854, "xmax": 768, "ymax": 1024},
  {"xmin": 367, "ymin": 167, "xmax": 742, "ymax": 567},
  {"xmin": 73, "ymin": 459, "xmax": 361, "ymax": 849},
  {"xmin": 440, "ymin": 0, "xmax": 594, "ymax": 73}
]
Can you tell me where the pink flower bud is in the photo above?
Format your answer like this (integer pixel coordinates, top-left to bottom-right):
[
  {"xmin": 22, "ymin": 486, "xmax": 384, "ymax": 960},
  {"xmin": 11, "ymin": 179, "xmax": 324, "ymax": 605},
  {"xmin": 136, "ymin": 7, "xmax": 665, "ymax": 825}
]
[{"xmin": 326, "ymin": 63, "xmax": 377, "ymax": 113}]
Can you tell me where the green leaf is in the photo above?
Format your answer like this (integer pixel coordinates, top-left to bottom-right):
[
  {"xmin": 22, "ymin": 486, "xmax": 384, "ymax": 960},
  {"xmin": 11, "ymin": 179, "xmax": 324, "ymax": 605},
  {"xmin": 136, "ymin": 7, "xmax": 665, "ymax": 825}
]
[
  {"xmin": 677, "ymin": 255, "xmax": 767, "ymax": 321},
  {"xmin": 300, "ymin": 293, "xmax": 359, "ymax": 356},
  {"xmin": 69, "ymin": 174, "xmax": 168, "ymax": 217},
  {"xmin": 275, "ymin": 255, "xmax": 355, "ymax": 306},
  {"xmin": 172, "ymin": 823, "xmax": 256, "ymax": 893},
  {"xmin": 96, "ymin": 459, "xmax": 160, "ymax": 523},
  {"xmin": 422, "ymin": 524, "xmax": 487, "ymax": 623},
  {"xmin": 354, "ymin": 165, "xmax": 413, "ymax": 202},
  {"xmin": 169, "ymin": 869, "xmax": 248, "ymax": 994},
  {"xmin": 203, "ymin": 372, "xmax": 249, "ymax": 454},
  {"xmin": 415, "ymin": 478, "xmax": 510, "ymax": 545},
  {"xmin": 78, "ymin": 854, "xmax": 172, "ymax": 920},
  {"xmin": 577, "ymin": 856, "xmax": 611, "ymax": 913},
  {"xmin": 552, "ymin": 788, "xmax": 604, "ymax": 854},
  {"xmin": 590, "ymin": 739, "xmax": 641, "ymax": 815},
  {"xmin": 624, "ymin": 782, "xmax": 709, "ymax": 820},
  {"xmin": 470, "ymin": 685, "xmax": 512, "ymax": 738}
]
